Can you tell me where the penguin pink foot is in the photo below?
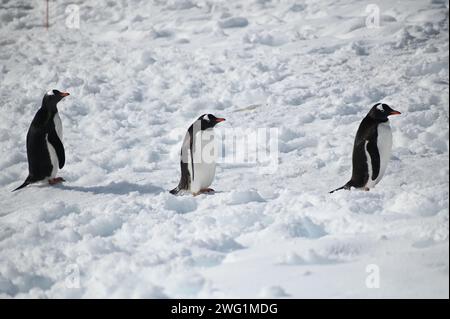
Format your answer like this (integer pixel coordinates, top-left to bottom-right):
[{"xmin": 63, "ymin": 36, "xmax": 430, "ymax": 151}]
[
  {"xmin": 49, "ymin": 177, "xmax": 65, "ymax": 185},
  {"xmin": 193, "ymin": 188, "xmax": 216, "ymax": 196}
]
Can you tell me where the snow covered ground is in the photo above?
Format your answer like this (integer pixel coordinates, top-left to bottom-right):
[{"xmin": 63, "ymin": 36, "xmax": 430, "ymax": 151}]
[{"xmin": 0, "ymin": 0, "xmax": 448, "ymax": 298}]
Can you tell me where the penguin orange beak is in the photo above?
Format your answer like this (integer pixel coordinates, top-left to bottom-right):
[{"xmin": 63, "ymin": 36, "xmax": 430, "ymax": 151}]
[
  {"xmin": 215, "ymin": 118, "xmax": 226, "ymax": 123},
  {"xmin": 389, "ymin": 110, "xmax": 401, "ymax": 116},
  {"xmin": 60, "ymin": 92, "xmax": 70, "ymax": 97}
]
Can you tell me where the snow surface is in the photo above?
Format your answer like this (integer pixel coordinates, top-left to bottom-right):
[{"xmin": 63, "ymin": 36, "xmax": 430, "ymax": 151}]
[{"xmin": 0, "ymin": 0, "xmax": 449, "ymax": 298}]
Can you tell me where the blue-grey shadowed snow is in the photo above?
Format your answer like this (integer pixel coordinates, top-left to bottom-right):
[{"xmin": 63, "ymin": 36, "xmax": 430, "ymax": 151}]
[
  {"xmin": 164, "ymin": 196, "xmax": 197, "ymax": 214},
  {"xmin": 0, "ymin": 226, "xmax": 15, "ymax": 241},
  {"xmin": 218, "ymin": 17, "xmax": 249, "ymax": 29},
  {"xmin": 0, "ymin": 271, "xmax": 54, "ymax": 297},
  {"xmin": 0, "ymin": 276, "xmax": 19, "ymax": 296},
  {"xmin": 195, "ymin": 235, "xmax": 245, "ymax": 253},
  {"xmin": 57, "ymin": 181, "xmax": 164, "ymax": 195},
  {"xmin": 277, "ymin": 249, "xmax": 341, "ymax": 266}
]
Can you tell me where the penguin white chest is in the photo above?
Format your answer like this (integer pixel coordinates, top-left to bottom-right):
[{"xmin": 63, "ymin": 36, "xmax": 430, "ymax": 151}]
[
  {"xmin": 46, "ymin": 113, "xmax": 63, "ymax": 179},
  {"xmin": 54, "ymin": 112, "xmax": 63, "ymax": 140},
  {"xmin": 366, "ymin": 121, "xmax": 392, "ymax": 188},
  {"xmin": 188, "ymin": 129, "xmax": 217, "ymax": 193},
  {"xmin": 375, "ymin": 122, "xmax": 392, "ymax": 182}
]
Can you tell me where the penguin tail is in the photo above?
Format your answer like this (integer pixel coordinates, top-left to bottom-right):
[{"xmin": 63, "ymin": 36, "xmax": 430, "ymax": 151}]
[
  {"xmin": 12, "ymin": 177, "xmax": 31, "ymax": 192},
  {"xmin": 169, "ymin": 187, "xmax": 180, "ymax": 195},
  {"xmin": 329, "ymin": 182, "xmax": 351, "ymax": 194}
]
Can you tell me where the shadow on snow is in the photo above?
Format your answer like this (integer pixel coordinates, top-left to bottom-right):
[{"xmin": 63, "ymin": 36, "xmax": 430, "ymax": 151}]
[{"xmin": 57, "ymin": 181, "xmax": 164, "ymax": 195}]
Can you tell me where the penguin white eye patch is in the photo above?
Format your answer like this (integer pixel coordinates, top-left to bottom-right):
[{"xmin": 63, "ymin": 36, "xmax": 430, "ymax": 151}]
[
  {"xmin": 203, "ymin": 115, "xmax": 210, "ymax": 121},
  {"xmin": 47, "ymin": 90, "xmax": 54, "ymax": 96},
  {"xmin": 376, "ymin": 103, "xmax": 387, "ymax": 111}
]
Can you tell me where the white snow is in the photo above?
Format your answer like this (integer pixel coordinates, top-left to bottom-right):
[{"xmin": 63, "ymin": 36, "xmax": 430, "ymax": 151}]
[{"xmin": 0, "ymin": 0, "xmax": 448, "ymax": 298}]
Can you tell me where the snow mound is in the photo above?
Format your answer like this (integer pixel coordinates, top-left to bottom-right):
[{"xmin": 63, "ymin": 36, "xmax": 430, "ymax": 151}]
[{"xmin": 228, "ymin": 190, "xmax": 265, "ymax": 205}]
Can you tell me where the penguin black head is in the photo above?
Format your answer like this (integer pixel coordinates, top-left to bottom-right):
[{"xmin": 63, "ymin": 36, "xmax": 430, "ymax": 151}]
[
  {"xmin": 368, "ymin": 103, "xmax": 401, "ymax": 122},
  {"xmin": 42, "ymin": 89, "xmax": 70, "ymax": 111},
  {"xmin": 197, "ymin": 114, "xmax": 226, "ymax": 130}
]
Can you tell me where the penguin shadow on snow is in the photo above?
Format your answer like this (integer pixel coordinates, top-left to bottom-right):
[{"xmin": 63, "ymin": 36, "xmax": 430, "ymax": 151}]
[{"xmin": 56, "ymin": 181, "xmax": 164, "ymax": 195}]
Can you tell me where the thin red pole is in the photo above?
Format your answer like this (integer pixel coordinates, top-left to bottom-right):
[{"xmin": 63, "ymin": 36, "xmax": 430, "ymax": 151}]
[{"xmin": 45, "ymin": 0, "xmax": 49, "ymax": 30}]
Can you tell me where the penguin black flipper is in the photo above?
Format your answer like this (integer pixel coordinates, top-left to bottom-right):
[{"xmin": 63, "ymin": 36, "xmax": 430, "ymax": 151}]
[
  {"xmin": 188, "ymin": 124, "xmax": 195, "ymax": 181},
  {"xmin": 366, "ymin": 138, "xmax": 380, "ymax": 181},
  {"xmin": 350, "ymin": 138, "xmax": 370, "ymax": 188},
  {"xmin": 47, "ymin": 128, "xmax": 65, "ymax": 168}
]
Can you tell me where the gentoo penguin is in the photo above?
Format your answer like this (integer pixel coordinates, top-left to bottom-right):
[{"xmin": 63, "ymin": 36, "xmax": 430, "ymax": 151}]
[
  {"xmin": 13, "ymin": 90, "xmax": 70, "ymax": 191},
  {"xmin": 330, "ymin": 103, "xmax": 401, "ymax": 193},
  {"xmin": 170, "ymin": 114, "xmax": 226, "ymax": 196}
]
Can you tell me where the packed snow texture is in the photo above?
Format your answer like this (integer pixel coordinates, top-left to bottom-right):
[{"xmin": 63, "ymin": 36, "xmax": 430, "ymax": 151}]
[{"xmin": 0, "ymin": 0, "xmax": 448, "ymax": 298}]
